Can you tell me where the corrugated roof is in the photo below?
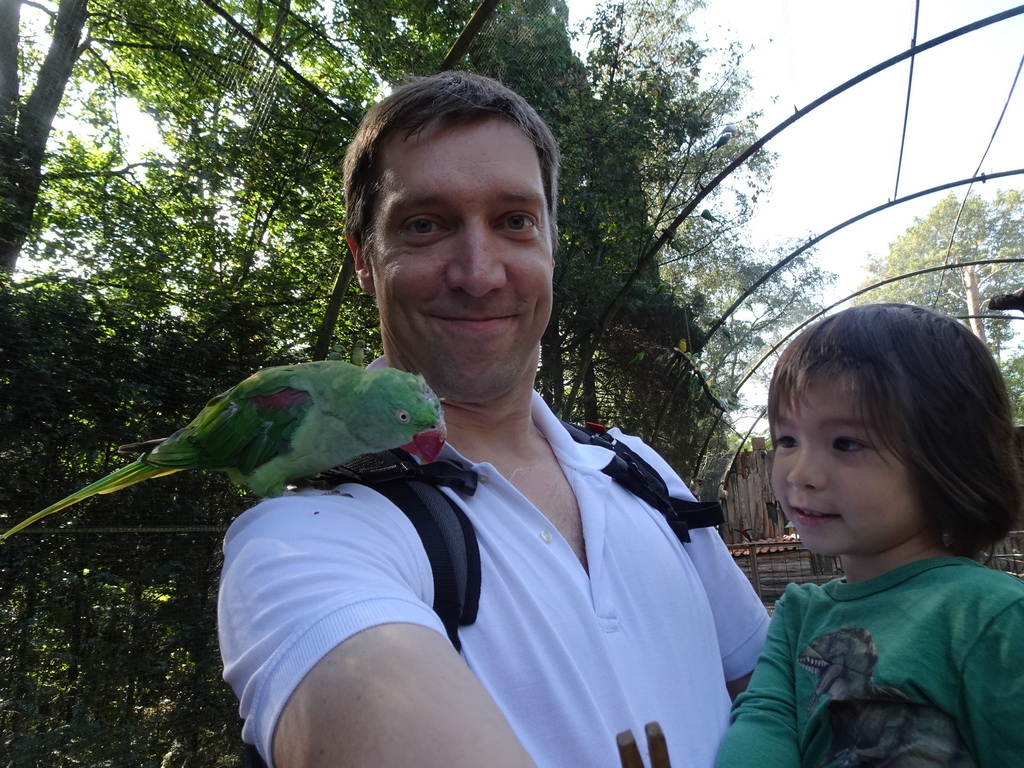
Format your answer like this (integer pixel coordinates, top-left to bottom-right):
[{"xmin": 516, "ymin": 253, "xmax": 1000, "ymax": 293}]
[{"xmin": 727, "ymin": 533, "xmax": 802, "ymax": 558}]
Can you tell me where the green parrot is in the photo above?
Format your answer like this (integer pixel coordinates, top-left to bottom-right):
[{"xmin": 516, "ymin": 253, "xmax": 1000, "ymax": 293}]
[{"xmin": 3, "ymin": 361, "xmax": 446, "ymax": 540}]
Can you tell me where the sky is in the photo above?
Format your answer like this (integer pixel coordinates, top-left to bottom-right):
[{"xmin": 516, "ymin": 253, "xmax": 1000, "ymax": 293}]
[{"xmin": 568, "ymin": 0, "xmax": 1024, "ymax": 305}]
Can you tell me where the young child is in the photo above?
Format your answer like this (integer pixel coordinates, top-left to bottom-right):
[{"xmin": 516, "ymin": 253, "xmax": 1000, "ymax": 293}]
[{"xmin": 715, "ymin": 303, "xmax": 1023, "ymax": 768}]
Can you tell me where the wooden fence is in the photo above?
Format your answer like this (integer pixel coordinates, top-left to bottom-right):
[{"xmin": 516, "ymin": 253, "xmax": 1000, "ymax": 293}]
[
  {"xmin": 707, "ymin": 445, "xmax": 785, "ymax": 546},
  {"xmin": 705, "ymin": 447, "xmax": 1024, "ymax": 604}
]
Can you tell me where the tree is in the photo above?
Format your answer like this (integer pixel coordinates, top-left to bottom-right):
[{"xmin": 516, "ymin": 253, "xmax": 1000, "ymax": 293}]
[
  {"xmin": 856, "ymin": 190, "xmax": 1024, "ymax": 424},
  {"xmin": 462, "ymin": 0, "xmax": 829, "ymax": 472},
  {"xmin": 1, "ymin": 278, "xmax": 249, "ymax": 765},
  {"xmin": 1, "ymin": 0, "xmax": 89, "ymax": 272},
  {"xmin": 3, "ymin": 1, "xmax": 469, "ymax": 763},
  {"xmin": 857, "ymin": 190, "xmax": 1024, "ymax": 354},
  {"xmin": 1, "ymin": 0, "xmax": 837, "ymax": 761},
  {"xmin": 9, "ymin": 0, "xmax": 483, "ymax": 351}
]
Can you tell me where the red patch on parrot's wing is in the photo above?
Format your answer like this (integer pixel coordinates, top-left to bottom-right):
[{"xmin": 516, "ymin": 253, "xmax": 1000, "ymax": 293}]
[
  {"xmin": 248, "ymin": 387, "xmax": 309, "ymax": 410},
  {"xmin": 401, "ymin": 429, "xmax": 446, "ymax": 464}
]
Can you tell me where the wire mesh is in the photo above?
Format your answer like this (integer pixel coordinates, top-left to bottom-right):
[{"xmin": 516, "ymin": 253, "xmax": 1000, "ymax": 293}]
[{"xmin": 3, "ymin": 1, "xmax": 1023, "ymax": 765}]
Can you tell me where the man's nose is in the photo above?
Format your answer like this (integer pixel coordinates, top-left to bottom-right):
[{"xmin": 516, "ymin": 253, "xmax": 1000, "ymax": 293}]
[{"xmin": 446, "ymin": 224, "xmax": 507, "ymax": 296}]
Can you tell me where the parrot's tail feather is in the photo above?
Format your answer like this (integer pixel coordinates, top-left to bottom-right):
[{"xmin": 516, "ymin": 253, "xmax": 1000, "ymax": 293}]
[
  {"xmin": 2, "ymin": 462, "xmax": 180, "ymax": 540},
  {"xmin": 118, "ymin": 438, "xmax": 166, "ymax": 456}
]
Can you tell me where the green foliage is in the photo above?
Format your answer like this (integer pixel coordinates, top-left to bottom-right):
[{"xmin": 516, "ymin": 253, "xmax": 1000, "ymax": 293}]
[
  {"xmin": 855, "ymin": 189, "xmax": 1024, "ymax": 426},
  {"xmin": 4, "ymin": 1, "xmax": 450, "ymax": 760},
  {"xmin": 856, "ymin": 190, "xmax": 1024, "ymax": 355},
  {"xmin": 1001, "ymin": 353, "xmax": 1024, "ymax": 424},
  {"xmin": 1, "ymin": 279, "xmax": 250, "ymax": 765},
  {"xmin": 2, "ymin": 0, "xmax": 835, "ymax": 760}
]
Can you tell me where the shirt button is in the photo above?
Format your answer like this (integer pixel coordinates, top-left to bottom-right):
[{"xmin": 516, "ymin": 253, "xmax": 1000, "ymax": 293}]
[{"xmin": 539, "ymin": 529, "xmax": 554, "ymax": 544}]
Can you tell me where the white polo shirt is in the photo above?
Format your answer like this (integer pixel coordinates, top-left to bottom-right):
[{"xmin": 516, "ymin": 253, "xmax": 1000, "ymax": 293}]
[{"xmin": 219, "ymin": 391, "xmax": 769, "ymax": 767}]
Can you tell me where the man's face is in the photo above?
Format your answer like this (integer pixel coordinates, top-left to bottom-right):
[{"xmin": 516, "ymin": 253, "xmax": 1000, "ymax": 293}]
[{"xmin": 350, "ymin": 118, "xmax": 554, "ymax": 405}]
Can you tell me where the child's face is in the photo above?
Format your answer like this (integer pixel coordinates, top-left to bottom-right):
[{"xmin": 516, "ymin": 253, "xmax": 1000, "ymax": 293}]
[{"xmin": 770, "ymin": 377, "xmax": 946, "ymax": 582}]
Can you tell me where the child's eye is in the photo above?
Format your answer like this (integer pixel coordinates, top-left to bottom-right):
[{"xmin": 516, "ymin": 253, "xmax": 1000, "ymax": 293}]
[
  {"xmin": 775, "ymin": 435, "xmax": 797, "ymax": 449},
  {"xmin": 833, "ymin": 437, "xmax": 864, "ymax": 452}
]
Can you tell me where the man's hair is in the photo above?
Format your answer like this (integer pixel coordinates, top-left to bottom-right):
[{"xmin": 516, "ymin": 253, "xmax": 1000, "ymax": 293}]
[
  {"xmin": 768, "ymin": 302, "xmax": 1021, "ymax": 558},
  {"xmin": 343, "ymin": 71, "xmax": 561, "ymax": 254}
]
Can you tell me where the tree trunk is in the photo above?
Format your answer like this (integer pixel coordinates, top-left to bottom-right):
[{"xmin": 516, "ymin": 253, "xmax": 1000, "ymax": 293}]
[
  {"xmin": 961, "ymin": 264, "xmax": 987, "ymax": 343},
  {"xmin": 0, "ymin": 0, "xmax": 89, "ymax": 273},
  {"xmin": 312, "ymin": 255, "xmax": 356, "ymax": 360}
]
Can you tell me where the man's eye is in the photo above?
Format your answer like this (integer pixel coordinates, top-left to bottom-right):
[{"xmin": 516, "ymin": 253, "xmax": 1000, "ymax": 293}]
[
  {"xmin": 408, "ymin": 219, "xmax": 434, "ymax": 235},
  {"xmin": 506, "ymin": 214, "xmax": 534, "ymax": 231}
]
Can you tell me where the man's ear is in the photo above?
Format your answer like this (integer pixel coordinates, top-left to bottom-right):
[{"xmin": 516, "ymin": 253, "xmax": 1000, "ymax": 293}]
[{"xmin": 348, "ymin": 233, "xmax": 375, "ymax": 296}]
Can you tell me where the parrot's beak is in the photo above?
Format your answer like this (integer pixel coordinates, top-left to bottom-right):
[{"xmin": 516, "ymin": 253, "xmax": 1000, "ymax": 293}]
[{"xmin": 402, "ymin": 429, "xmax": 446, "ymax": 464}]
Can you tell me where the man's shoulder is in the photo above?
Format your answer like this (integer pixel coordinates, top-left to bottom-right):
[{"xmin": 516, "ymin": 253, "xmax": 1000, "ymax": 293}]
[{"xmin": 226, "ymin": 486, "xmax": 427, "ymax": 553}]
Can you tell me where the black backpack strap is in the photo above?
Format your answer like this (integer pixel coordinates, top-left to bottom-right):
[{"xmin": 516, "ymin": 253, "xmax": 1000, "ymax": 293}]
[
  {"xmin": 367, "ymin": 476, "xmax": 480, "ymax": 651},
  {"xmin": 240, "ymin": 454, "xmax": 481, "ymax": 767},
  {"xmin": 561, "ymin": 421, "xmax": 724, "ymax": 543},
  {"xmin": 311, "ymin": 449, "xmax": 481, "ymax": 651},
  {"xmin": 242, "ymin": 742, "xmax": 268, "ymax": 768},
  {"xmin": 320, "ymin": 449, "xmax": 479, "ymax": 495},
  {"xmin": 242, "ymin": 426, "xmax": 719, "ymax": 766}
]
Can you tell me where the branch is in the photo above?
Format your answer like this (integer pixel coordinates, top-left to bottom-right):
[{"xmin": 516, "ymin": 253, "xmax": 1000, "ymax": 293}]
[
  {"xmin": 439, "ymin": 0, "xmax": 502, "ymax": 71},
  {"xmin": 736, "ymin": 257, "xmax": 1024, "ymax": 393},
  {"xmin": 87, "ymin": 36, "xmax": 185, "ymax": 53},
  {"xmin": 43, "ymin": 161, "xmax": 167, "ymax": 180},
  {"xmin": 312, "ymin": 256, "xmax": 357, "ymax": 361},
  {"xmin": 561, "ymin": 5, "xmax": 1024, "ymax": 417},
  {"xmin": 18, "ymin": 0, "xmax": 89, "ymax": 155},
  {"xmin": 704, "ymin": 167, "xmax": 1024, "ymax": 340},
  {"xmin": 0, "ymin": 0, "xmax": 20, "ymax": 121},
  {"xmin": 197, "ymin": 0, "xmax": 360, "ymax": 127},
  {"xmin": 20, "ymin": 1, "xmax": 56, "ymax": 17},
  {"xmin": 647, "ymin": 345, "xmax": 726, "ymax": 445},
  {"xmin": 2, "ymin": 0, "xmax": 90, "ymax": 271}
]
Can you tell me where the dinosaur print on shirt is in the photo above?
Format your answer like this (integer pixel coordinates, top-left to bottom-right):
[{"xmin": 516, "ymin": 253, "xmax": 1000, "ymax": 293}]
[{"xmin": 799, "ymin": 627, "xmax": 976, "ymax": 767}]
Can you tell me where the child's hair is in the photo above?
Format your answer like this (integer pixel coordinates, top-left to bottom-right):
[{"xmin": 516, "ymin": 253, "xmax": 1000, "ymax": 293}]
[{"xmin": 768, "ymin": 303, "xmax": 1021, "ymax": 558}]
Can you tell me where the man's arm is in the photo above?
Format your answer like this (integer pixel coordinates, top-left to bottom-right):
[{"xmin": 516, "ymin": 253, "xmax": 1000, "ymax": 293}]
[
  {"xmin": 714, "ymin": 600, "xmax": 800, "ymax": 768},
  {"xmin": 273, "ymin": 623, "xmax": 538, "ymax": 768}
]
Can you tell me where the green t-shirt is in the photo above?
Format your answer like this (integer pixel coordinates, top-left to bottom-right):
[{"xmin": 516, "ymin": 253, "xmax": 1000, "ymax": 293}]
[{"xmin": 715, "ymin": 558, "xmax": 1024, "ymax": 768}]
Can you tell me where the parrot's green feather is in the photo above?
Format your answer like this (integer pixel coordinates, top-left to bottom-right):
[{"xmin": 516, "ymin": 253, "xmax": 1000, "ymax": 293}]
[
  {"xmin": 2, "ymin": 462, "xmax": 177, "ymax": 539},
  {"xmin": 236, "ymin": 424, "xmax": 278, "ymax": 477},
  {"xmin": 4, "ymin": 360, "xmax": 445, "ymax": 539},
  {"xmin": 141, "ymin": 374, "xmax": 314, "ymax": 473}
]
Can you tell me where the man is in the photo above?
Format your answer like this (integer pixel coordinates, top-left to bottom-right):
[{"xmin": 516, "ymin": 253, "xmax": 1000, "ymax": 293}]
[{"xmin": 218, "ymin": 72, "xmax": 769, "ymax": 768}]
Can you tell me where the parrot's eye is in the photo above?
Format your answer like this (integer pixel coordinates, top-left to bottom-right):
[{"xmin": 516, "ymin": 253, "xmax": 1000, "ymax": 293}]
[{"xmin": 396, "ymin": 409, "xmax": 410, "ymax": 423}]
